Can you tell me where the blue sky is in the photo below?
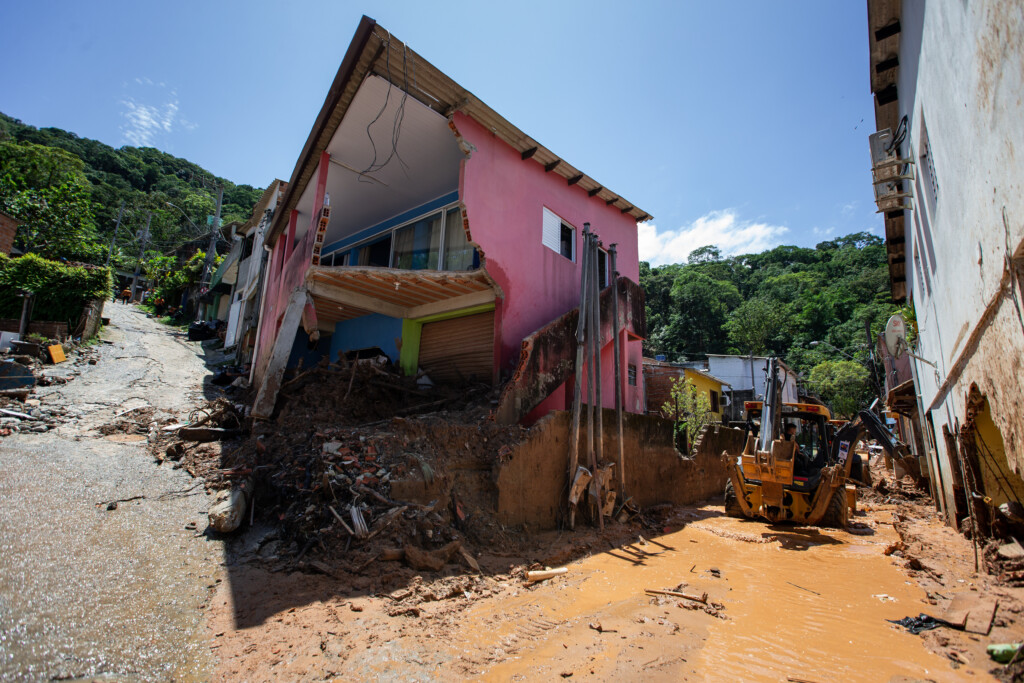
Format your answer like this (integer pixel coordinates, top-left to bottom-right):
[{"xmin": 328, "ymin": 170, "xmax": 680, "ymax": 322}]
[{"xmin": 0, "ymin": 1, "xmax": 877, "ymax": 265}]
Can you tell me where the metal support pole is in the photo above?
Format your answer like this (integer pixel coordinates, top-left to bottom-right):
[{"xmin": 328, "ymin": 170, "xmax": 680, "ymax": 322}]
[
  {"xmin": 197, "ymin": 186, "xmax": 224, "ymax": 320},
  {"xmin": 587, "ymin": 231, "xmax": 604, "ymax": 531},
  {"xmin": 609, "ymin": 244, "xmax": 625, "ymax": 498},
  {"xmin": 106, "ymin": 200, "xmax": 124, "ymax": 267},
  {"xmin": 130, "ymin": 211, "xmax": 152, "ymax": 301},
  {"xmin": 583, "ymin": 232, "xmax": 597, "ymax": 525},
  {"xmin": 18, "ymin": 291, "xmax": 33, "ymax": 337},
  {"xmin": 567, "ymin": 225, "xmax": 591, "ymax": 528}
]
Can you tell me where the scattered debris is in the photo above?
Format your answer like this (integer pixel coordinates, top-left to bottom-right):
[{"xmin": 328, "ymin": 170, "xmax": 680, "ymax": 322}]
[
  {"xmin": 887, "ymin": 613, "xmax": 955, "ymax": 634},
  {"xmin": 645, "ymin": 588, "xmax": 709, "ymax": 604},
  {"xmin": 208, "ymin": 483, "xmax": 252, "ymax": 533},
  {"xmin": 527, "ymin": 567, "xmax": 568, "ymax": 583},
  {"xmin": 787, "ymin": 582, "xmax": 821, "ymax": 596},
  {"xmin": 987, "ymin": 643, "xmax": 1022, "ymax": 663}
]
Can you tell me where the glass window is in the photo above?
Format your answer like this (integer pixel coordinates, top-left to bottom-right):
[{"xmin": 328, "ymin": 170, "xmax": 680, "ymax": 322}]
[
  {"xmin": 357, "ymin": 234, "xmax": 392, "ymax": 267},
  {"xmin": 598, "ymin": 248, "xmax": 608, "ymax": 288},
  {"xmin": 443, "ymin": 207, "xmax": 477, "ymax": 270},
  {"xmin": 559, "ymin": 222, "xmax": 574, "ymax": 260},
  {"xmin": 794, "ymin": 419, "xmax": 823, "ymax": 463},
  {"xmin": 393, "ymin": 212, "xmax": 441, "ymax": 270}
]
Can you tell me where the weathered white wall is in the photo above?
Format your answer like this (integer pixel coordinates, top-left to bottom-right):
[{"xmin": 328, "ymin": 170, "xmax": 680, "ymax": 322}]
[
  {"xmin": 706, "ymin": 355, "xmax": 799, "ymax": 404},
  {"xmin": 896, "ymin": 0, "xmax": 1024, "ymax": 514}
]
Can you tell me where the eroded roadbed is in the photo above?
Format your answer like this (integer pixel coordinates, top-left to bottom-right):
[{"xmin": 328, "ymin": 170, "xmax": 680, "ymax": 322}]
[{"xmin": 207, "ymin": 502, "xmax": 1002, "ymax": 682}]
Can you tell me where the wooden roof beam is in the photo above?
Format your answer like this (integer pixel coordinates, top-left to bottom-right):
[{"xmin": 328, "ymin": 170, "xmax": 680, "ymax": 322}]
[
  {"xmin": 521, "ymin": 147, "xmax": 538, "ymax": 160},
  {"xmin": 875, "ymin": 55, "xmax": 899, "ymax": 74},
  {"xmin": 544, "ymin": 160, "xmax": 562, "ymax": 173},
  {"xmin": 874, "ymin": 19, "xmax": 901, "ymax": 41}
]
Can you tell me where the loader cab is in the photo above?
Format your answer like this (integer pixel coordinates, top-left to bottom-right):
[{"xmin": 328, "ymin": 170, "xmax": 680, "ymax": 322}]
[{"xmin": 743, "ymin": 401, "xmax": 834, "ymax": 489}]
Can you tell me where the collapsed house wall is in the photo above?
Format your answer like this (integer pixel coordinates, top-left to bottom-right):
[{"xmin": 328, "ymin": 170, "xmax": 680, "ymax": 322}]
[
  {"xmin": 455, "ymin": 113, "xmax": 646, "ymax": 413},
  {"xmin": 494, "ymin": 409, "xmax": 744, "ymax": 530}
]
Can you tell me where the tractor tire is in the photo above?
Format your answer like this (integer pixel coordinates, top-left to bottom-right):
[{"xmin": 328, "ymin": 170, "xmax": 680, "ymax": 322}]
[
  {"xmin": 819, "ymin": 487, "xmax": 848, "ymax": 529},
  {"xmin": 724, "ymin": 478, "xmax": 745, "ymax": 518}
]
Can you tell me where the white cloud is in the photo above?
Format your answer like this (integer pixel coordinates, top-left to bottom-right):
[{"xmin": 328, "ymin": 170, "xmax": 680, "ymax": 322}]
[
  {"xmin": 812, "ymin": 226, "xmax": 836, "ymax": 237},
  {"xmin": 119, "ymin": 81, "xmax": 193, "ymax": 147},
  {"xmin": 638, "ymin": 209, "xmax": 789, "ymax": 266}
]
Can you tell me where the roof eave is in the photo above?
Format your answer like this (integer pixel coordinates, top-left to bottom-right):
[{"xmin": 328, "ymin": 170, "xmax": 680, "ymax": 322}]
[{"xmin": 268, "ymin": 16, "xmax": 651, "ymax": 246}]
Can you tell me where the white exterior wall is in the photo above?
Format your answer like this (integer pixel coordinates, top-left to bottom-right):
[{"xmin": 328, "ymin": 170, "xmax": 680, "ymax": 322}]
[
  {"xmin": 705, "ymin": 356, "xmax": 799, "ymax": 404},
  {"xmin": 893, "ymin": 0, "xmax": 1024, "ymax": 521}
]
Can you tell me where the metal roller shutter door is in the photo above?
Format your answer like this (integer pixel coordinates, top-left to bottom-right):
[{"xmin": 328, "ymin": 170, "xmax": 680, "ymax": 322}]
[{"xmin": 418, "ymin": 311, "xmax": 494, "ymax": 384}]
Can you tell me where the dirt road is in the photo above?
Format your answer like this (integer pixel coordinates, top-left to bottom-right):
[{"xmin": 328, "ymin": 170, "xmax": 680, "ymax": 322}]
[
  {"xmin": 0, "ymin": 304, "xmax": 223, "ymax": 681},
  {"xmin": 210, "ymin": 500, "xmax": 1004, "ymax": 682},
  {"xmin": 3, "ymin": 303, "xmax": 1021, "ymax": 682}
]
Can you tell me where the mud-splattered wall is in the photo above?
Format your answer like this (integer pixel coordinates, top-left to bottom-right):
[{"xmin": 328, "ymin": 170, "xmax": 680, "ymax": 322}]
[{"xmin": 494, "ymin": 410, "xmax": 745, "ymax": 530}]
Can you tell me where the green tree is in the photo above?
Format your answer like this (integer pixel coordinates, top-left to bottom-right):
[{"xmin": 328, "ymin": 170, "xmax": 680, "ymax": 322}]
[
  {"xmin": 0, "ymin": 140, "xmax": 101, "ymax": 259},
  {"xmin": 661, "ymin": 377, "xmax": 713, "ymax": 453},
  {"xmin": 806, "ymin": 360, "xmax": 872, "ymax": 418},
  {"xmin": 723, "ymin": 296, "xmax": 791, "ymax": 355}
]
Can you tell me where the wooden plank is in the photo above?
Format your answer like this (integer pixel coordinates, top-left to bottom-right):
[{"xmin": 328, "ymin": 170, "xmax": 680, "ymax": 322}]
[
  {"xmin": 942, "ymin": 593, "xmax": 998, "ymax": 635},
  {"xmin": 966, "ymin": 598, "xmax": 997, "ymax": 635},
  {"xmin": 941, "ymin": 594, "xmax": 971, "ymax": 629}
]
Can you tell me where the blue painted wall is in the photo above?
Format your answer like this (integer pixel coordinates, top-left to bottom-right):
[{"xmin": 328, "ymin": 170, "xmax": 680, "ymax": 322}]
[
  {"xmin": 329, "ymin": 314, "xmax": 403, "ymax": 363},
  {"xmin": 288, "ymin": 329, "xmax": 332, "ymax": 368},
  {"xmin": 321, "ymin": 190, "xmax": 459, "ymax": 257}
]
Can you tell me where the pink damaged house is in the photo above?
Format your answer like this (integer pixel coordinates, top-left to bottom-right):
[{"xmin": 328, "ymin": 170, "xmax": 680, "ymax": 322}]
[{"xmin": 250, "ymin": 16, "xmax": 651, "ymax": 425}]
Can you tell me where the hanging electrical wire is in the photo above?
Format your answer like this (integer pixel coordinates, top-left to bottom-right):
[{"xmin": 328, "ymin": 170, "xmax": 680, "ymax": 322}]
[{"xmin": 358, "ymin": 30, "xmax": 410, "ymax": 182}]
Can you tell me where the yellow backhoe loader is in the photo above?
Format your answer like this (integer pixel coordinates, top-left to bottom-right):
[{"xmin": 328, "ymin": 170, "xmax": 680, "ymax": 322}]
[{"xmin": 724, "ymin": 357, "xmax": 905, "ymax": 528}]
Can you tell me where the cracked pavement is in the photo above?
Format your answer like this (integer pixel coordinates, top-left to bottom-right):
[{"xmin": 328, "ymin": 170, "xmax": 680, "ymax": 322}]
[{"xmin": 0, "ymin": 304, "xmax": 226, "ymax": 681}]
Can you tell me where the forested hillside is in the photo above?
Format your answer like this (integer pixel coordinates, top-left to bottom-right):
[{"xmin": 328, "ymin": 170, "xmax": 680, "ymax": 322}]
[
  {"xmin": 641, "ymin": 233, "xmax": 905, "ymax": 414},
  {"xmin": 0, "ymin": 111, "xmax": 261, "ymax": 268}
]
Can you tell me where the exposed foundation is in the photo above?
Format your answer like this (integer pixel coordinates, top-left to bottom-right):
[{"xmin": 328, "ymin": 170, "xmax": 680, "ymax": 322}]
[{"xmin": 495, "ymin": 409, "xmax": 745, "ymax": 530}]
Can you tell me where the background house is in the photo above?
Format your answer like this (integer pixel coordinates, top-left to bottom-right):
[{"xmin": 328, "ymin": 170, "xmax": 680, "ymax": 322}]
[
  {"xmin": 221, "ymin": 181, "xmax": 286, "ymax": 364},
  {"xmin": 681, "ymin": 354, "xmax": 799, "ymax": 421},
  {"xmin": 250, "ymin": 17, "xmax": 651, "ymax": 423},
  {"xmin": 643, "ymin": 357, "xmax": 730, "ymax": 422},
  {"xmin": 867, "ymin": 0, "xmax": 1024, "ymax": 524}
]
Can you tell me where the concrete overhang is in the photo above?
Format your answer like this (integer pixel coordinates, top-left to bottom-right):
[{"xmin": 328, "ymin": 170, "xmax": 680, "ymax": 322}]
[
  {"xmin": 268, "ymin": 16, "xmax": 652, "ymax": 248},
  {"xmin": 305, "ymin": 265, "xmax": 497, "ymax": 331}
]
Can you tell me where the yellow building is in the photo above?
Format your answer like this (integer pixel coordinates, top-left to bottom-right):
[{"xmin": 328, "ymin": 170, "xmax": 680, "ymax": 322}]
[{"xmin": 642, "ymin": 358, "xmax": 731, "ymax": 422}]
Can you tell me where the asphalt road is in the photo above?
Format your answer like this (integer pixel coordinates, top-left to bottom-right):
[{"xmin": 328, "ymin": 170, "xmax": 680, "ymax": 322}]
[{"xmin": 0, "ymin": 304, "xmax": 224, "ymax": 681}]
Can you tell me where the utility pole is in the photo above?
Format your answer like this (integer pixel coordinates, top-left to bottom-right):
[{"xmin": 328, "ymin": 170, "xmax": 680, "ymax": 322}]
[
  {"xmin": 130, "ymin": 211, "xmax": 152, "ymax": 301},
  {"xmin": 105, "ymin": 200, "xmax": 125, "ymax": 267},
  {"xmin": 197, "ymin": 187, "xmax": 224, "ymax": 320}
]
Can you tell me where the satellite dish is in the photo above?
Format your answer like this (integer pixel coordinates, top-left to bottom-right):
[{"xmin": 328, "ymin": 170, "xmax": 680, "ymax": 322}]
[{"xmin": 884, "ymin": 314, "xmax": 907, "ymax": 358}]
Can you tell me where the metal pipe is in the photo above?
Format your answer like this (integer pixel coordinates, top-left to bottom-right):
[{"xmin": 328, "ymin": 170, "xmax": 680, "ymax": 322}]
[
  {"xmin": 583, "ymin": 231, "xmax": 597, "ymax": 525},
  {"xmin": 591, "ymin": 233, "xmax": 604, "ymax": 530},
  {"xmin": 609, "ymin": 244, "xmax": 624, "ymax": 497},
  {"xmin": 566, "ymin": 224, "xmax": 591, "ymax": 528}
]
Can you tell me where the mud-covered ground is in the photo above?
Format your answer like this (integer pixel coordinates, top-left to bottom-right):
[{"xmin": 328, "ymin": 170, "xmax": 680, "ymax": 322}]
[
  {"xmin": 207, "ymin": 471, "xmax": 1024, "ymax": 682},
  {"xmin": 0, "ymin": 303, "xmax": 225, "ymax": 681},
  {"xmin": 5, "ymin": 303, "xmax": 1024, "ymax": 682}
]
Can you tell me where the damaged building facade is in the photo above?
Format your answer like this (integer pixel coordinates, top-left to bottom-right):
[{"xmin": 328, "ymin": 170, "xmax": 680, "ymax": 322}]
[
  {"xmin": 867, "ymin": 0, "xmax": 1024, "ymax": 525},
  {"xmin": 249, "ymin": 17, "xmax": 651, "ymax": 424}
]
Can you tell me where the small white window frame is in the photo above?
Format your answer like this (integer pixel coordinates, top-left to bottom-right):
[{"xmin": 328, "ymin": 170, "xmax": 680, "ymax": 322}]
[{"xmin": 543, "ymin": 207, "xmax": 575, "ymax": 262}]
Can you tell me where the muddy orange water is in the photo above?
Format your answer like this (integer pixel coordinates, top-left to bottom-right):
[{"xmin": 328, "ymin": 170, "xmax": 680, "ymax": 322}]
[{"xmin": 456, "ymin": 505, "xmax": 962, "ymax": 682}]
